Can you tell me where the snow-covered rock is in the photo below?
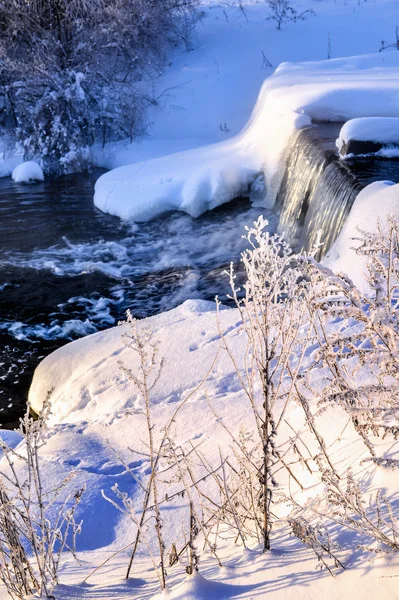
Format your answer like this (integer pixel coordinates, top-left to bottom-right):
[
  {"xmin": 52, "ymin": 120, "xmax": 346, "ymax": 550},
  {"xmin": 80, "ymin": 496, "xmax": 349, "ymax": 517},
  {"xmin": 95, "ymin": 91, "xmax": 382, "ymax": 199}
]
[
  {"xmin": 337, "ymin": 117, "xmax": 399, "ymax": 157},
  {"xmin": 94, "ymin": 52, "xmax": 399, "ymax": 223},
  {"xmin": 12, "ymin": 161, "xmax": 44, "ymax": 183},
  {"xmin": 324, "ymin": 180, "xmax": 399, "ymax": 293}
]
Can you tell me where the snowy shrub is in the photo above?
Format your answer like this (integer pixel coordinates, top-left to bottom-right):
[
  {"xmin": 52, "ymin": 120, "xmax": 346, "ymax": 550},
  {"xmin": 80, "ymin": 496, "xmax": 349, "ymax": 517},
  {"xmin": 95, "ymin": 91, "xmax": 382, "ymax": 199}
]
[
  {"xmin": 202, "ymin": 217, "xmax": 338, "ymax": 556},
  {"xmin": 266, "ymin": 0, "xmax": 314, "ymax": 30},
  {"xmin": 288, "ymin": 516, "xmax": 343, "ymax": 575},
  {"xmin": 292, "ymin": 468, "xmax": 399, "ymax": 557},
  {"xmin": 300, "ymin": 218, "xmax": 399, "ymax": 458},
  {"xmin": 210, "ymin": 216, "xmax": 399, "ymax": 559},
  {"xmin": 99, "ymin": 217, "xmax": 399, "ymax": 590},
  {"xmin": 98, "ymin": 311, "xmax": 229, "ymax": 593},
  {"xmin": 0, "ymin": 400, "xmax": 84, "ymax": 599},
  {"xmin": 0, "ymin": 0, "xmax": 199, "ymax": 174},
  {"xmin": 14, "ymin": 72, "xmax": 92, "ymax": 173}
]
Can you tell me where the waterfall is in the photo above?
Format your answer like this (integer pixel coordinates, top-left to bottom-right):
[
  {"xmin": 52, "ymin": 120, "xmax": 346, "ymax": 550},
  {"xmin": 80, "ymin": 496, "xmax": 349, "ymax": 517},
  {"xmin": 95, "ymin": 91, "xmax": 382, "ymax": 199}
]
[{"xmin": 276, "ymin": 126, "xmax": 363, "ymax": 259}]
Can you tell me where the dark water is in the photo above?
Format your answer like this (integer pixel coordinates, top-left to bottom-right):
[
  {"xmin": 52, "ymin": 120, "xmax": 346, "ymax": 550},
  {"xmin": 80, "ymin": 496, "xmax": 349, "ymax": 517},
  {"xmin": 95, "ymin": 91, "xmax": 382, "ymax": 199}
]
[{"xmin": 0, "ymin": 172, "xmax": 274, "ymax": 426}]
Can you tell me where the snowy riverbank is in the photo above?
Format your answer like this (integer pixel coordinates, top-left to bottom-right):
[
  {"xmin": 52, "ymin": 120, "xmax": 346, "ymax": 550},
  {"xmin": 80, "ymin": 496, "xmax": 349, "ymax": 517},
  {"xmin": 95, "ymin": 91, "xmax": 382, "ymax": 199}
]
[
  {"xmin": 94, "ymin": 51, "xmax": 399, "ymax": 222},
  {"xmin": 2, "ymin": 1, "xmax": 399, "ymax": 598},
  {"xmin": 17, "ymin": 292, "xmax": 399, "ymax": 599}
]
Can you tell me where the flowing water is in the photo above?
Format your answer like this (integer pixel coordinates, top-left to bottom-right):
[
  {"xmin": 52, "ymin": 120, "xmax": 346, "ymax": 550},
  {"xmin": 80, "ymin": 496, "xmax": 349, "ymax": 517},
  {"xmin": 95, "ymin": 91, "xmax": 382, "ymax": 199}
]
[
  {"xmin": 277, "ymin": 123, "xmax": 399, "ymax": 258},
  {"xmin": 0, "ymin": 172, "xmax": 275, "ymax": 426}
]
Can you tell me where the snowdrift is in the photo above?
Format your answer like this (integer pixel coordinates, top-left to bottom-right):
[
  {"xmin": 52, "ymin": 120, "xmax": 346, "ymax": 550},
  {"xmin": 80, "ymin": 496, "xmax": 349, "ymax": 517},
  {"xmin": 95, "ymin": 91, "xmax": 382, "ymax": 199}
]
[
  {"xmin": 28, "ymin": 299, "xmax": 234, "ymax": 423},
  {"xmin": 324, "ymin": 180, "xmax": 399, "ymax": 292},
  {"xmin": 25, "ymin": 297, "xmax": 399, "ymax": 599}
]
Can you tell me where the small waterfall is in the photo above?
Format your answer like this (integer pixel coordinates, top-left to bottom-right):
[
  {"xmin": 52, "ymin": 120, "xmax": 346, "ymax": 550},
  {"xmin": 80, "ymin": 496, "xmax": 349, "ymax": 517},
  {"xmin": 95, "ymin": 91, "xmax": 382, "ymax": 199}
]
[{"xmin": 276, "ymin": 126, "xmax": 363, "ymax": 259}]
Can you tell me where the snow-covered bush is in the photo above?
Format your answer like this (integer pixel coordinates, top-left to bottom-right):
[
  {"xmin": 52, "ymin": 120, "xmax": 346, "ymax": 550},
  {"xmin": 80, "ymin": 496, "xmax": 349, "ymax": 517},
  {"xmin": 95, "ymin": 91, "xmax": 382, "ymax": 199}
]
[
  {"xmin": 0, "ymin": 0, "xmax": 199, "ymax": 174},
  {"xmin": 0, "ymin": 400, "xmax": 84, "ymax": 599},
  {"xmin": 209, "ymin": 216, "xmax": 399, "ymax": 560},
  {"xmin": 101, "ymin": 312, "xmax": 223, "ymax": 592},
  {"xmin": 301, "ymin": 218, "xmax": 399, "ymax": 458}
]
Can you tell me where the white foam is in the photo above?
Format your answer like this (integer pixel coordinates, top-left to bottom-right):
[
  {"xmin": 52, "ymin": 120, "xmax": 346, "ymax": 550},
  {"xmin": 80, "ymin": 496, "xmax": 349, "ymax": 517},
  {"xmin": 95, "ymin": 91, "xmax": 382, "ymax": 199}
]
[
  {"xmin": 0, "ymin": 207, "xmax": 276, "ymax": 280},
  {"xmin": 0, "ymin": 319, "xmax": 98, "ymax": 342}
]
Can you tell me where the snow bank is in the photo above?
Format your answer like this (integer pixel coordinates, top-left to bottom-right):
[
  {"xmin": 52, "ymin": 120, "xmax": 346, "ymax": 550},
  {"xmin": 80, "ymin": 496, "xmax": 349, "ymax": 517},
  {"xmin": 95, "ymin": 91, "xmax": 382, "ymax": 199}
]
[
  {"xmin": 28, "ymin": 299, "xmax": 237, "ymax": 424},
  {"xmin": 12, "ymin": 161, "xmax": 44, "ymax": 183},
  {"xmin": 150, "ymin": 571, "xmax": 255, "ymax": 600},
  {"xmin": 337, "ymin": 117, "xmax": 399, "ymax": 157},
  {"xmin": 94, "ymin": 52, "xmax": 399, "ymax": 222},
  {"xmin": 94, "ymin": 151, "xmax": 260, "ymax": 221},
  {"xmin": 26, "ymin": 294, "xmax": 399, "ymax": 597},
  {"xmin": 324, "ymin": 180, "xmax": 399, "ymax": 293}
]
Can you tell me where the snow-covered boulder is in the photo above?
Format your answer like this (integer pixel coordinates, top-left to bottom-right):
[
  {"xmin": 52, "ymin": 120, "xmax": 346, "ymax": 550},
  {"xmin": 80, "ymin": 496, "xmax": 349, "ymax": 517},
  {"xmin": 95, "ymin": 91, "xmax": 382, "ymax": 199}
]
[
  {"xmin": 12, "ymin": 161, "xmax": 44, "ymax": 183},
  {"xmin": 336, "ymin": 117, "xmax": 399, "ymax": 158},
  {"xmin": 324, "ymin": 180, "xmax": 399, "ymax": 293}
]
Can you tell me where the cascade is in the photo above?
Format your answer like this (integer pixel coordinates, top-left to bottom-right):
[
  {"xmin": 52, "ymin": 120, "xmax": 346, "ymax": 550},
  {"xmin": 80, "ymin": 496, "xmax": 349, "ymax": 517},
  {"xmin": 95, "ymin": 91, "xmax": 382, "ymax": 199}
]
[
  {"xmin": 276, "ymin": 123, "xmax": 399, "ymax": 259},
  {"xmin": 276, "ymin": 125, "xmax": 361, "ymax": 258}
]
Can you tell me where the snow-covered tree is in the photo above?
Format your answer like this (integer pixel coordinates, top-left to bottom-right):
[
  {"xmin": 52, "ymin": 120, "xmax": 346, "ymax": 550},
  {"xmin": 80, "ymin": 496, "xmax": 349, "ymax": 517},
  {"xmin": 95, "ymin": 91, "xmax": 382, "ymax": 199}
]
[{"xmin": 0, "ymin": 0, "xmax": 199, "ymax": 173}]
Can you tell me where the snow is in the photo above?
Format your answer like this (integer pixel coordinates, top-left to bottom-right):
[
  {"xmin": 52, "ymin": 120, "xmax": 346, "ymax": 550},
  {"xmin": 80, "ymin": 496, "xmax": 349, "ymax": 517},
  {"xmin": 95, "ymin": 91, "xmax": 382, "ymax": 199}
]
[
  {"xmin": 92, "ymin": 0, "xmax": 399, "ymax": 172},
  {"xmin": 324, "ymin": 180, "xmax": 399, "ymax": 293},
  {"xmin": 28, "ymin": 299, "xmax": 231, "ymax": 423},
  {"xmin": 0, "ymin": 155, "xmax": 22, "ymax": 178},
  {"xmin": 24, "ymin": 298, "xmax": 399, "ymax": 599},
  {"xmin": 149, "ymin": 570, "xmax": 256, "ymax": 600},
  {"xmin": 0, "ymin": 430, "xmax": 23, "ymax": 451},
  {"xmin": 337, "ymin": 117, "xmax": 399, "ymax": 157},
  {"xmin": 337, "ymin": 117, "xmax": 399, "ymax": 146},
  {"xmin": 94, "ymin": 51, "xmax": 399, "ymax": 222},
  {"xmin": 11, "ymin": 161, "xmax": 44, "ymax": 183}
]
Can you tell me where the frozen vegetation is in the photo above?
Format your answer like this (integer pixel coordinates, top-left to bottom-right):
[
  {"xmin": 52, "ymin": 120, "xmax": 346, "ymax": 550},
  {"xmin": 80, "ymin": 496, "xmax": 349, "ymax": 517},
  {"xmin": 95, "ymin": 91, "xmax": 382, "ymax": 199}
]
[
  {"xmin": 2, "ymin": 0, "xmax": 399, "ymax": 599},
  {"xmin": 0, "ymin": 0, "xmax": 199, "ymax": 174}
]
